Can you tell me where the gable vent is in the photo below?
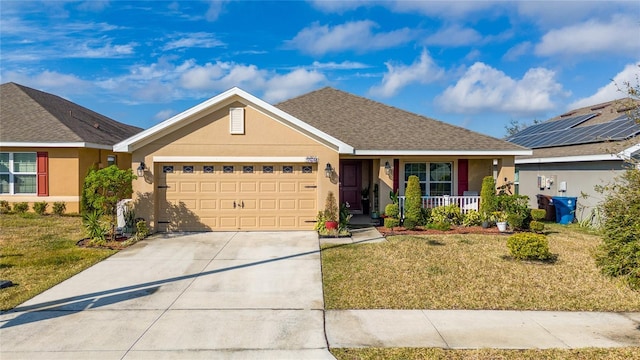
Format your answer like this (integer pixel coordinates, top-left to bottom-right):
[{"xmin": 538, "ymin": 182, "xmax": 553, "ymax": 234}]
[{"xmin": 229, "ymin": 107, "xmax": 245, "ymax": 134}]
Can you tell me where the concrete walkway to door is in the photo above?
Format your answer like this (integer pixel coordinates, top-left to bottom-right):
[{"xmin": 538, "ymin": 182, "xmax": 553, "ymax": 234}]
[{"xmin": 0, "ymin": 232, "xmax": 335, "ymax": 360}]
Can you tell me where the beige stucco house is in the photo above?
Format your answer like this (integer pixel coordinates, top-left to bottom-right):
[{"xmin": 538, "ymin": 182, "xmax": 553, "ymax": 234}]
[
  {"xmin": 0, "ymin": 83, "xmax": 142, "ymax": 213},
  {"xmin": 115, "ymin": 87, "xmax": 530, "ymax": 232}
]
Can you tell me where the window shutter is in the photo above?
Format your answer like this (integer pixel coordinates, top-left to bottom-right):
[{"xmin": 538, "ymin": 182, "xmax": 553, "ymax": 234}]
[
  {"xmin": 37, "ymin": 152, "xmax": 49, "ymax": 196},
  {"xmin": 229, "ymin": 107, "xmax": 245, "ymax": 134},
  {"xmin": 457, "ymin": 159, "xmax": 468, "ymax": 196}
]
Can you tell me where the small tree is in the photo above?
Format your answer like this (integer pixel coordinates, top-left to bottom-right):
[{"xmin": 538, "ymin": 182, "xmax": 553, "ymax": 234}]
[
  {"xmin": 403, "ymin": 175, "xmax": 423, "ymax": 230},
  {"xmin": 480, "ymin": 176, "xmax": 497, "ymax": 217},
  {"xmin": 82, "ymin": 165, "xmax": 136, "ymax": 241}
]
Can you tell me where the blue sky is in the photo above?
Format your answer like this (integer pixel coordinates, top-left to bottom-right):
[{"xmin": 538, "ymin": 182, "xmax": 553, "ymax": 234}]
[{"xmin": 1, "ymin": 1, "xmax": 639, "ymax": 138}]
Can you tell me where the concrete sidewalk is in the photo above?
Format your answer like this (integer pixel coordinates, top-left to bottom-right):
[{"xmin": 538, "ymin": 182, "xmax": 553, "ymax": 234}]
[{"xmin": 326, "ymin": 309, "xmax": 640, "ymax": 349}]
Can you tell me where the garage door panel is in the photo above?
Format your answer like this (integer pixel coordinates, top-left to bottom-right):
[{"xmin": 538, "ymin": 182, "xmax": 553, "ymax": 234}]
[
  {"xmin": 260, "ymin": 182, "xmax": 277, "ymax": 192},
  {"xmin": 200, "ymin": 182, "xmax": 217, "ymax": 192},
  {"xmin": 240, "ymin": 182, "xmax": 257, "ymax": 192},
  {"xmin": 158, "ymin": 163, "xmax": 317, "ymax": 231}
]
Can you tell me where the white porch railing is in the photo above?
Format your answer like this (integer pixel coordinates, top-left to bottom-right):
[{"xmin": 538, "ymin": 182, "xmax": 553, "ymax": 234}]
[{"xmin": 398, "ymin": 195, "xmax": 480, "ymax": 218}]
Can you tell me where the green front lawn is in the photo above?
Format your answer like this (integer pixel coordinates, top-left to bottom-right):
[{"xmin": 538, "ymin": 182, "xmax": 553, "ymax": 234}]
[
  {"xmin": 0, "ymin": 214, "xmax": 116, "ymax": 311},
  {"xmin": 322, "ymin": 223, "xmax": 640, "ymax": 311}
]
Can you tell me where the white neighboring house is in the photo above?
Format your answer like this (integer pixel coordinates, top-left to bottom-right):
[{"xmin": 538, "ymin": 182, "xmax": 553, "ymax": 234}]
[{"xmin": 508, "ymin": 99, "xmax": 640, "ymax": 222}]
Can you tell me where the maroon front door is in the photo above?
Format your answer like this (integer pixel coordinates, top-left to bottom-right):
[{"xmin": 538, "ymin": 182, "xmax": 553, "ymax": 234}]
[{"xmin": 340, "ymin": 160, "xmax": 362, "ymax": 212}]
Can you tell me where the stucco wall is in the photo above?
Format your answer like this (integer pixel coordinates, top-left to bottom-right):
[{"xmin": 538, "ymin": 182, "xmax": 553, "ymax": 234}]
[
  {"xmin": 1, "ymin": 147, "xmax": 132, "ymax": 214},
  {"xmin": 129, "ymin": 99, "xmax": 340, "ymax": 230},
  {"xmin": 517, "ymin": 160, "xmax": 625, "ymax": 221}
]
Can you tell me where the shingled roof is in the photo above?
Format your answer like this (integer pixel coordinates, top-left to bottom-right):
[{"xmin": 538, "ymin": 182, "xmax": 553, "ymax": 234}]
[
  {"xmin": 275, "ymin": 87, "xmax": 527, "ymax": 153},
  {"xmin": 0, "ymin": 82, "xmax": 142, "ymax": 146}
]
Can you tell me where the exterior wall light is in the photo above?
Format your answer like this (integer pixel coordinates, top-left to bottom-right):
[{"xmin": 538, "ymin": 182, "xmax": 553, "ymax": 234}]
[
  {"xmin": 324, "ymin": 163, "xmax": 333, "ymax": 178},
  {"xmin": 137, "ymin": 161, "xmax": 146, "ymax": 177},
  {"xmin": 384, "ymin": 161, "xmax": 392, "ymax": 175}
]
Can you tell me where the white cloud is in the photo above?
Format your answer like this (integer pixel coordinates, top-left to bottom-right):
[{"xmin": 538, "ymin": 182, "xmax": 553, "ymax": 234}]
[
  {"xmin": 154, "ymin": 109, "xmax": 177, "ymax": 122},
  {"xmin": 162, "ymin": 32, "xmax": 225, "ymax": 51},
  {"xmin": 390, "ymin": 1, "xmax": 500, "ymax": 18},
  {"xmin": 535, "ymin": 15, "xmax": 640, "ymax": 57},
  {"xmin": 369, "ymin": 50, "xmax": 444, "ymax": 97},
  {"xmin": 205, "ymin": 0, "xmax": 228, "ymax": 21},
  {"xmin": 263, "ymin": 69, "xmax": 327, "ymax": 103},
  {"xmin": 436, "ymin": 62, "xmax": 568, "ymax": 115},
  {"xmin": 179, "ymin": 62, "xmax": 265, "ymax": 92},
  {"xmin": 0, "ymin": 70, "xmax": 91, "ymax": 95},
  {"xmin": 423, "ymin": 25, "xmax": 482, "ymax": 47},
  {"xmin": 286, "ymin": 20, "xmax": 413, "ymax": 55},
  {"xmin": 569, "ymin": 62, "xmax": 640, "ymax": 109},
  {"xmin": 311, "ymin": 61, "xmax": 370, "ymax": 70},
  {"xmin": 503, "ymin": 42, "xmax": 532, "ymax": 61}
]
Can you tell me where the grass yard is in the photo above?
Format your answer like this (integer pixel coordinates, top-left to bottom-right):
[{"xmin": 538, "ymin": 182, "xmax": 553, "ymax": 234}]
[
  {"xmin": 322, "ymin": 223, "xmax": 640, "ymax": 311},
  {"xmin": 0, "ymin": 214, "xmax": 116, "ymax": 311},
  {"xmin": 330, "ymin": 347, "xmax": 640, "ymax": 360}
]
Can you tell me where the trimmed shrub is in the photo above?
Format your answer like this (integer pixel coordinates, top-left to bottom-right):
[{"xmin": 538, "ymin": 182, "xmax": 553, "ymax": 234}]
[
  {"xmin": 462, "ymin": 209, "xmax": 482, "ymax": 227},
  {"xmin": 403, "ymin": 175, "xmax": 423, "ymax": 229},
  {"xmin": 420, "ymin": 207, "xmax": 431, "ymax": 225},
  {"xmin": 507, "ymin": 213, "xmax": 525, "ymax": 230},
  {"xmin": 479, "ymin": 176, "xmax": 497, "ymax": 216},
  {"xmin": 0, "ymin": 200, "xmax": 10, "ymax": 214},
  {"xmin": 530, "ymin": 220, "xmax": 545, "ymax": 233},
  {"xmin": 136, "ymin": 220, "xmax": 150, "ymax": 239},
  {"xmin": 52, "ymin": 202, "xmax": 67, "ymax": 216},
  {"xmin": 530, "ymin": 209, "xmax": 546, "ymax": 221},
  {"xmin": 431, "ymin": 204, "xmax": 463, "ymax": 225},
  {"xmin": 427, "ymin": 222, "xmax": 451, "ymax": 231},
  {"xmin": 497, "ymin": 194, "xmax": 531, "ymax": 230},
  {"xmin": 33, "ymin": 201, "xmax": 48, "ymax": 215},
  {"xmin": 507, "ymin": 233, "xmax": 552, "ymax": 261},
  {"xmin": 384, "ymin": 217, "xmax": 400, "ymax": 229},
  {"xmin": 595, "ymin": 168, "xmax": 640, "ymax": 290},
  {"xmin": 384, "ymin": 203, "xmax": 399, "ymax": 218},
  {"xmin": 13, "ymin": 202, "xmax": 29, "ymax": 213}
]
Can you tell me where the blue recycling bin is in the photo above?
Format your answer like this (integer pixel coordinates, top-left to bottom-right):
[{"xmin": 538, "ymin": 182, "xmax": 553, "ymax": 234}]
[{"xmin": 552, "ymin": 196, "xmax": 577, "ymax": 224}]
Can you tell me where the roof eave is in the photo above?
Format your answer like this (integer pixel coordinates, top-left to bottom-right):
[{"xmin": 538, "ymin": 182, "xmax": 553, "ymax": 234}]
[
  {"xmin": 0, "ymin": 141, "xmax": 113, "ymax": 150},
  {"xmin": 353, "ymin": 149, "xmax": 533, "ymax": 156}
]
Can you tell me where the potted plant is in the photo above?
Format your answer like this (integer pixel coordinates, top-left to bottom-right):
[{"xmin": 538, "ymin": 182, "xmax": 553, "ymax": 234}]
[
  {"xmin": 480, "ymin": 211, "xmax": 491, "ymax": 229},
  {"xmin": 324, "ymin": 191, "xmax": 339, "ymax": 230},
  {"xmin": 493, "ymin": 211, "xmax": 508, "ymax": 232}
]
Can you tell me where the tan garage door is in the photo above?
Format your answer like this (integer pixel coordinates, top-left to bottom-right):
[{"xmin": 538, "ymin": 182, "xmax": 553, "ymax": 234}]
[{"xmin": 157, "ymin": 163, "xmax": 317, "ymax": 231}]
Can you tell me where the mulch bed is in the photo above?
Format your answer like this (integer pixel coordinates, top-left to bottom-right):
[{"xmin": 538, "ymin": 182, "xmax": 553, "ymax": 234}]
[
  {"xmin": 376, "ymin": 225, "xmax": 507, "ymax": 236},
  {"xmin": 76, "ymin": 236, "xmax": 132, "ymax": 250}
]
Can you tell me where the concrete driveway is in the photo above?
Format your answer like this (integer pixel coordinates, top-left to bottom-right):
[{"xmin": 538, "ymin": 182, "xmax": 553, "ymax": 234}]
[{"xmin": 0, "ymin": 232, "xmax": 335, "ymax": 359}]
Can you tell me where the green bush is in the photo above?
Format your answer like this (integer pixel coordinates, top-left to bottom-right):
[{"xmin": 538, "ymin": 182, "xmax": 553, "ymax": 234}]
[
  {"xmin": 384, "ymin": 203, "xmax": 399, "ymax": 218},
  {"xmin": 13, "ymin": 202, "xmax": 29, "ymax": 213},
  {"xmin": 480, "ymin": 176, "xmax": 497, "ymax": 216},
  {"xmin": 420, "ymin": 207, "xmax": 431, "ymax": 224},
  {"xmin": 497, "ymin": 194, "xmax": 531, "ymax": 230},
  {"xmin": 384, "ymin": 217, "xmax": 400, "ymax": 229},
  {"xmin": 33, "ymin": 201, "xmax": 48, "ymax": 215},
  {"xmin": 431, "ymin": 204, "xmax": 463, "ymax": 225},
  {"xmin": 83, "ymin": 210, "xmax": 107, "ymax": 242},
  {"xmin": 595, "ymin": 168, "xmax": 640, "ymax": 290},
  {"xmin": 404, "ymin": 175, "xmax": 423, "ymax": 229},
  {"xmin": 462, "ymin": 209, "xmax": 482, "ymax": 227},
  {"xmin": 530, "ymin": 220, "xmax": 545, "ymax": 233},
  {"xmin": 427, "ymin": 222, "xmax": 451, "ymax": 231},
  {"xmin": 0, "ymin": 200, "xmax": 10, "ymax": 214},
  {"xmin": 531, "ymin": 209, "xmax": 546, "ymax": 221},
  {"xmin": 136, "ymin": 220, "xmax": 150, "ymax": 239},
  {"xmin": 507, "ymin": 233, "xmax": 552, "ymax": 261},
  {"xmin": 52, "ymin": 202, "xmax": 66, "ymax": 216}
]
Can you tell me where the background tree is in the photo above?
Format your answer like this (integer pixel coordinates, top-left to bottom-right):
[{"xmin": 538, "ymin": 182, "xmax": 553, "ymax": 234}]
[{"xmin": 82, "ymin": 165, "xmax": 136, "ymax": 241}]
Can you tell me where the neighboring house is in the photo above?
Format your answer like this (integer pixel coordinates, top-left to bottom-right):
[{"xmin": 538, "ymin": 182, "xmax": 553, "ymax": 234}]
[
  {"xmin": 114, "ymin": 87, "xmax": 530, "ymax": 232},
  {"xmin": 508, "ymin": 99, "xmax": 640, "ymax": 221},
  {"xmin": 0, "ymin": 82, "xmax": 143, "ymax": 213}
]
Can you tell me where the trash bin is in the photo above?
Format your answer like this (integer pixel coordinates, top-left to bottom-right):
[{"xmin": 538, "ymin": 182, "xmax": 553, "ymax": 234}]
[
  {"xmin": 552, "ymin": 196, "xmax": 577, "ymax": 224},
  {"xmin": 536, "ymin": 194, "xmax": 556, "ymax": 222}
]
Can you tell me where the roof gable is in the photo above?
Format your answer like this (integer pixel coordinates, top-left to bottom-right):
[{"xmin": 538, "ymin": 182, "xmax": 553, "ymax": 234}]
[
  {"xmin": 275, "ymin": 87, "xmax": 529, "ymax": 155},
  {"xmin": 114, "ymin": 87, "xmax": 353, "ymax": 153},
  {"xmin": 0, "ymin": 82, "xmax": 142, "ymax": 147}
]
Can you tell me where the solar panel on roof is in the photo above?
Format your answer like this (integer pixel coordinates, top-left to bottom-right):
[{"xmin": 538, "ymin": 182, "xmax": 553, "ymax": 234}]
[
  {"xmin": 506, "ymin": 113, "xmax": 596, "ymax": 140},
  {"xmin": 507, "ymin": 114, "xmax": 640, "ymax": 149}
]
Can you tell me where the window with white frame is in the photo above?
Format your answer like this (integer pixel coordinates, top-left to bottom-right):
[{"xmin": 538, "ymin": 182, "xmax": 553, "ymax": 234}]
[
  {"xmin": 0, "ymin": 152, "xmax": 37, "ymax": 194},
  {"xmin": 403, "ymin": 162, "xmax": 452, "ymax": 196}
]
